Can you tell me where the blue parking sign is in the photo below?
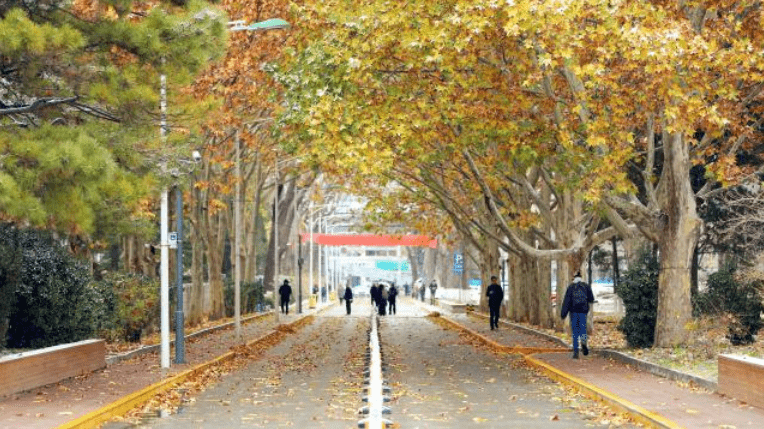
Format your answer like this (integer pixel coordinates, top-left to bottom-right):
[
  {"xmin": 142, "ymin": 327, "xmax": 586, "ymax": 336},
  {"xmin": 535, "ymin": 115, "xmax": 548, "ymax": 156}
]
[{"xmin": 453, "ymin": 252, "xmax": 463, "ymax": 273}]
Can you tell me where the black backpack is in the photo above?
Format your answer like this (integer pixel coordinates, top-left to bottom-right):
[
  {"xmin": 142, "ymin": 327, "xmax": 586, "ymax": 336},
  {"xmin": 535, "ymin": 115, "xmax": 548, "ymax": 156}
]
[{"xmin": 571, "ymin": 283, "xmax": 588, "ymax": 308}]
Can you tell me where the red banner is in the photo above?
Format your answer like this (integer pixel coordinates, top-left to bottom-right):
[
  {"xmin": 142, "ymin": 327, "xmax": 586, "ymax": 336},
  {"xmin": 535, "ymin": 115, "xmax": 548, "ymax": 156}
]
[{"xmin": 300, "ymin": 233, "xmax": 437, "ymax": 248}]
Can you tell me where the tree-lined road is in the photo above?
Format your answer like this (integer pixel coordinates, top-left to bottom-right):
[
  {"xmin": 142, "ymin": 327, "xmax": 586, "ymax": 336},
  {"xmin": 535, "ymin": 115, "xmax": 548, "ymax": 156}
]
[{"xmin": 116, "ymin": 299, "xmax": 636, "ymax": 428}]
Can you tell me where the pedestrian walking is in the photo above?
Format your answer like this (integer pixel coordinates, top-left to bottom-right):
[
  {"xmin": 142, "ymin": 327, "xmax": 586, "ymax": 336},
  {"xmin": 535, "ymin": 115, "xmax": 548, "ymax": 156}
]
[
  {"xmin": 560, "ymin": 271, "xmax": 595, "ymax": 359},
  {"xmin": 388, "ymin": 283, "xmax": 398, "ymax": 315},
  {"xmin": 378, "ymin": 284, "xmax": 388, "ymax": 316},
  {"xmin": 278, "ymin": 279, "xmax": 292, "ymax": 315},
  {"xmin": 344, "ymin": 285, "xmax": 354, "ymax": 315},
  {"xmin": 486, "ymin": 275, "xmax": 504, "ymax": 330},
  {"xmin": 370, "ymin": 283, "xmax": 378, "ymax": 306},
  {"xmin": 338, "ymin": 285, "xmax": 344, "ymax": 304},
  {"xmin": 429, "ymin": 280, "xmax": 437, "ymax": 304},
  {"xmin": 419, "ymin": 283, "xmax": 425, "ymax": 301}
]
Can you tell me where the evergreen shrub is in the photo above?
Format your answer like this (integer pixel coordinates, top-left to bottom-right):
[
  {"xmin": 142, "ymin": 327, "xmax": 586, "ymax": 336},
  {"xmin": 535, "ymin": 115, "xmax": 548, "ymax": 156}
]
[
  {"xmin": 94, "ymin": 272, "xmax": 159, "ymax": 342},
  {"xmin": 615, "ymin": 249, "xmax": 659, "ymax": 348},
  {"xmin": 224, "ymin": 278, "xmax": 270, "ymax": 317},
  {"xmin": 0, "ymin": 225, "xmax": 22, "ymax": 348},
  {"xmin": 5, "ymin": 226, "xmax": 96, "ymax": 349},
  {"xmin": 693, "ymin": 263, "xmax": 763, "ymax": 345}
]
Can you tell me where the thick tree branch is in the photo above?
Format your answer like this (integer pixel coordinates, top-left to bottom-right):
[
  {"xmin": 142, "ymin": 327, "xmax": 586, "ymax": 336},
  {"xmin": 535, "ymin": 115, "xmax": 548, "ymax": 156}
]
[{"xmin": 0, "ymin": 97, "xmax": 78, "ymax": 116}]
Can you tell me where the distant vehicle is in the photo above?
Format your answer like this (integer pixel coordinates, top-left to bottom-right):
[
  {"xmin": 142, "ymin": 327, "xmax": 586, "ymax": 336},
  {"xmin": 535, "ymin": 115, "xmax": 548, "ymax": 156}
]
[{"xmin": 352, "ymin": 285, "xmax": 368, "ymax": 297}]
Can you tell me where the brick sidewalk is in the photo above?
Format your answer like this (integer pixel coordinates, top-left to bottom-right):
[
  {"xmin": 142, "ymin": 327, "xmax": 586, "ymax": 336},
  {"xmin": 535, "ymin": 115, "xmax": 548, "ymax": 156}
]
[
  {"xmin": 0, "ymin": 310, "xmax": 310, "ymax": 429},
  {"xmin": 441, "ymin": 308, "xmax": 764, "ymax": 429}
]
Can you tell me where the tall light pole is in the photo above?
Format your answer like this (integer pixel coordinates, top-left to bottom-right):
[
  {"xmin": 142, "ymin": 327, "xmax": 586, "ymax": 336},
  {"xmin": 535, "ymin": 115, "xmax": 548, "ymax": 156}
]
[
  {"xmin": 160, "ymin": 71, "xmax": 170, "ymax": 370},
  {"xmin": 273, "ymin": 155, "xmax": 280, "ymax": 321},
  {"xmin": 160, "ymin": 18, "xmax": 290, "ymax": 367},
  {"xmin": 229, "ymin": 18, "xmax": 290, "ymax": 332},
  {"xmin": 234, "ymin": 130, "xmax": 242, "ymax": 338}
]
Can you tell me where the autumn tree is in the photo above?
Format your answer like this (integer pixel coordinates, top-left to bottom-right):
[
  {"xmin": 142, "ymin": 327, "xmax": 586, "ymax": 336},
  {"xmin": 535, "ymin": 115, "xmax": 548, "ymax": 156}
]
[{"xmin": 274, "ymin": 0, "xmax": 764, "ymax": 346}]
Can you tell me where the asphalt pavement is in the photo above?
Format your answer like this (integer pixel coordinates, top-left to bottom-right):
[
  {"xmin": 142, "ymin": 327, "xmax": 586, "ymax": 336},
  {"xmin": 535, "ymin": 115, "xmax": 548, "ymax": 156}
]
[{"xmin": 2, "ymin": 295, "xmax": 763, "ymax": 428}]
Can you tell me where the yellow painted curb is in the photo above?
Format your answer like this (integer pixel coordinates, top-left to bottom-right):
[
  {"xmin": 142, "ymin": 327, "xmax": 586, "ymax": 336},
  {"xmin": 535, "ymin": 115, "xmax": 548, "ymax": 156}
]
[
  {"xmin": 523, "ymin": 354, "xmax": 685, "ymax": 429},
  {"xmin": 57, "ymin": 315, "xmax": 314, "ymax": 429},
  {"xmin": 435, "ymin": 314, "xmax": 567, "ymax": 355},
  {"xmin": 435, "ymin": 314, "xmax": 684, "ymax": 429}
]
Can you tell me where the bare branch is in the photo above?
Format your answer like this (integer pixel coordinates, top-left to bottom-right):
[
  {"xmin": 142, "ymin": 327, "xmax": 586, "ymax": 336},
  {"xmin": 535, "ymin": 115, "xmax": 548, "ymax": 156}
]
[{"xmin": 0, "ymin": 97, "xmax": 78, "ymax": 116}]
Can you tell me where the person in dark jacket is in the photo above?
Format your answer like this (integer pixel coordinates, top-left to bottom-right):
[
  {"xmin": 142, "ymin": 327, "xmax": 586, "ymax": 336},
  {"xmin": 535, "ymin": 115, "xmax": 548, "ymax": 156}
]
[
  {"xmin": 486, "ymin": 276, "xmax": 504, "ymax": 330},
  {"xmin": 388, "ymin": 283, "xmax": 398, "ymax": 315},
  {"xmin": 343, "ymin": 285, "xmax": 354, "ymax": 315},
  {"xmin": 560, "ymin": 271, "xmax": 595, "ymax": 359},
  {"xmin": 278, "ymin": 279, "xmax": 292, "ymax": 315},
  {"xmin": 369, "ymin": 283, "xmax": 377, "ymax": 306},
  {"xmin": 377, "ymin": 284, "xmax": 388, "ymax": 315}
]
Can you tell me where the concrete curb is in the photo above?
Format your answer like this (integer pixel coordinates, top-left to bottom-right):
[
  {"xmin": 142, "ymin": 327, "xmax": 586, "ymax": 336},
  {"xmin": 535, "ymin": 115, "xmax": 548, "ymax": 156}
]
[
  {"xmin": 435, "ymin": 314, "xmax": 686, "ymax": 429},
  {"xmin": 467, "ymin": 310, "xmax": 571, "ymax": 349},
  {"xmin": 596, "ymin": 349, "xmax": 718, "ymax": 392},
  {"xmin": 524, "ymin": 354, "xmax": 686, "ymax": 429},
  {"xmin": 469, "ymin": 310, "xmax": 718, "ymax": 392},
  {"xmin": 105, "ymin": 311, "xmax": 275, "ymax": 365},
  {"xmin": 57, "ymin": 314, "xmax": 314, "ymax": 429},
  {"xmin": 435, "ymin": 314, "xmax": 566, "ymax": 355}
]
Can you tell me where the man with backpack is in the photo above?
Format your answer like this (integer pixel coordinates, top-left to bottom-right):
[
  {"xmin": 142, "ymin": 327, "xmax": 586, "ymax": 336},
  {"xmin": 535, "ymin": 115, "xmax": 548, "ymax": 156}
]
[{"xmin": 561, "ymin": 271, "xmax": 595, "ymax": 359}]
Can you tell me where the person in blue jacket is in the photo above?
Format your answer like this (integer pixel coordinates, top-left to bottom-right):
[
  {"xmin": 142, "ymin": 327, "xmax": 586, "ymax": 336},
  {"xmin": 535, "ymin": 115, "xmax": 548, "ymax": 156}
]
[{"xmin": 560, "ymin": 271, "xmax": 595, "ymax": 359}]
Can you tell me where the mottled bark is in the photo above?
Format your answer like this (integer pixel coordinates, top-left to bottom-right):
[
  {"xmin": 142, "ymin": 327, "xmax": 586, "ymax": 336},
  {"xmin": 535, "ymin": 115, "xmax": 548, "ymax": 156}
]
[{"xmin": 654, "ymin": 133, "xmax": 701, "ymax": 347}]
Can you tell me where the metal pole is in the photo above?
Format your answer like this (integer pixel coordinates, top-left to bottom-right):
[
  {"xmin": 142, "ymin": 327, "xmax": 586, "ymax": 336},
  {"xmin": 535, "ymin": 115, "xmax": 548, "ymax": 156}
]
[
  {"xmin": 309, "ymin": 201, "xmax": 314, "ymax": 304},
  {"xmin": 174, "ymin": 186, "xmax": 185, "ymax": 363},
  {"xmin": 322, "ymin": 217, "xmax": 327, "ymax": 303},
  {"xmin": 159, "ymin": 70, "xmax": 170, "ymax": 369},
  {"xmin": 274, "ymin": 156, "xmax": 279, "ymax": 321},
  {"xmin": 298, "ymin": 232, "xmax": 303, "ymax": 313},
  {"xmin": 234, "ymin": 131, "xmax": 242, "ymax": 339}
]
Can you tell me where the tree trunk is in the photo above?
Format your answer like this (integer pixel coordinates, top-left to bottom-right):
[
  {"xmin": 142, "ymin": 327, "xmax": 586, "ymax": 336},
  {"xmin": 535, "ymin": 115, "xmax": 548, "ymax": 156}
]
[
  {"xmin": 654, "ymin": 132, "xmax": 701, "ymax": 347},
  {"xmin": 206, "ymin": 208, "xmax": 227, "ymax": 320},
  {"xmin": 407, "ymin": 247, "xmax": 419, "ymax": 286},
  {"xmin": 535, "ymin": 257, "xmax": 552, "ymax": 327}
]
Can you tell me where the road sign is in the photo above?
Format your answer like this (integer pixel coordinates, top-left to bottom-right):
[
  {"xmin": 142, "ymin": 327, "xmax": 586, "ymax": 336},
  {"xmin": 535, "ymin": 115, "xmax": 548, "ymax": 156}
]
[
  {"xmin": 453, "ymin": 252, "xmax": 463, "ymax": 273},
  {"xmin": 169, "ymin": 232, "xmax": 178, "ymax": 249}
]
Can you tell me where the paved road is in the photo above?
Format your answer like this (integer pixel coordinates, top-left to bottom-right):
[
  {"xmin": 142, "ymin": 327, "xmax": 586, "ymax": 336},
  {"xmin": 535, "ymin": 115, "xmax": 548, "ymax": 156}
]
[{"xmin": 114, "ymin": 298, "xmax": 637, "ymax": 428}]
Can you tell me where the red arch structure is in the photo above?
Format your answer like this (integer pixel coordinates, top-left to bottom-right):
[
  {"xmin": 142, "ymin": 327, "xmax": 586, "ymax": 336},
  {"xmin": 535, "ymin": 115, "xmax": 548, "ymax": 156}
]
[{"xmin": 300, "ymin": 233, "xmax": 437, "ymax": 248}]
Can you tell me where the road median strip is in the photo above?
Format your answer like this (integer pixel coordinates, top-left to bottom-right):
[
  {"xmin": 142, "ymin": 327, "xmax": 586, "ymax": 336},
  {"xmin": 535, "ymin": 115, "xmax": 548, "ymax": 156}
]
[{"xmin": 57, "ymin": 314, "xmax": 314, "ymax": 429}]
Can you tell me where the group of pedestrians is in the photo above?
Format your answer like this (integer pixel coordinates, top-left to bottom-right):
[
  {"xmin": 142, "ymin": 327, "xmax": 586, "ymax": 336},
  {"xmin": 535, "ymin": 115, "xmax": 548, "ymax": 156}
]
[
  {"xmin": 370, "ymin": 282, "xmax": 398, "ymax": 315},
  {"xmin": 282, "ymin": 268, "xmax": 593, "ymax": 360}
]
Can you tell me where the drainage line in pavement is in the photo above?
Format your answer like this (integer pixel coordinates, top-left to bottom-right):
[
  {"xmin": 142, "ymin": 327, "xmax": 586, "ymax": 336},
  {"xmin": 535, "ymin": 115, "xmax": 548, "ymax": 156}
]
[{"xmin": 358, "ymin": 309, "xmax": 392, "ymax": 429}]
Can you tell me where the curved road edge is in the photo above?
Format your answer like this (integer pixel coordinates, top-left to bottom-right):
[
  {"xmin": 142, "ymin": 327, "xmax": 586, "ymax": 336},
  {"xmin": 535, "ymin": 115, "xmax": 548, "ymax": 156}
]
[{"xmin": 56, "ymin": 315, "xmax": 315, "ymax": 429}]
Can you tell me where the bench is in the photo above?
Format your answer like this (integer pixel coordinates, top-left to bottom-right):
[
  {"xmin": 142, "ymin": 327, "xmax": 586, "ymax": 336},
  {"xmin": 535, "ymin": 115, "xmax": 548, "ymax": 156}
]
[
  {"xmin": 0, "ymin": 339, "xmax": 105, "ymax": 397},
  {"xmin": 718, "ymin": 354, "xmax": 764, "ymax": 409},
  {"xmin": 438, "ymin": 300, "xmax": 467, "ymax": 314}
]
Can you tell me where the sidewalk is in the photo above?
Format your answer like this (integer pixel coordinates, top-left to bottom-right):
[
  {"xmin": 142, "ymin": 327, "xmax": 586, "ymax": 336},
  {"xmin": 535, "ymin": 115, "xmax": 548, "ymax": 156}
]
[
  {"xmin": 0, "ymin": 299, "xmax": 329, "ymax": 429},
  {"xmin": 419, "ymin": 299, "xmax": 764, "ymax": 429}
]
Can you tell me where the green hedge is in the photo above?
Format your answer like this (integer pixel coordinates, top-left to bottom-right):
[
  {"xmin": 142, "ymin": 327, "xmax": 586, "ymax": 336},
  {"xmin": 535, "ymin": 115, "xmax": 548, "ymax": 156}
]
[
  {"xmin": 2, "ymin": 225, "xmax": 96, "ymax": 349},
  {"xmin": 693, "ymin": 263, "xmax": 763, "ymax": 345},
  {"xmin": 615, "ymin": 249, "xmax": 659, "ymax": 348}
]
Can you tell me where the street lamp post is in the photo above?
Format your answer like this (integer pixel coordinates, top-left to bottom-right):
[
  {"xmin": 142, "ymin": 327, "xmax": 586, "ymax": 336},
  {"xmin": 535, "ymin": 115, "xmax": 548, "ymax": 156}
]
[
  {"xmin": 160, "ymin": 17, "xmax": 290, "ymax": 368},
  {"xmin": 229, "ymin": 19, "xmax": 290, "ymax": 332}
]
